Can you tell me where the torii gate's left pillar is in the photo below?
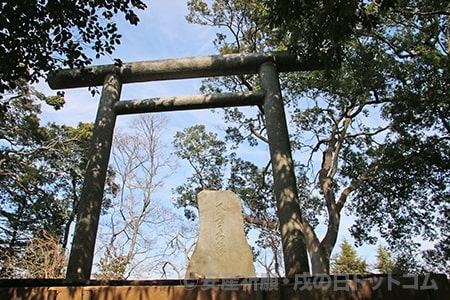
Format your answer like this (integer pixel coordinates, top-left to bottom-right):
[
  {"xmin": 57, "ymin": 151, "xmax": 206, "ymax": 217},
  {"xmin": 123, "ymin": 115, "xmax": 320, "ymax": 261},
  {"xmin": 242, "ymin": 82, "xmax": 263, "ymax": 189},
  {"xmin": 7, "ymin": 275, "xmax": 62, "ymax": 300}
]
[{"xmin": 66, "ymin": 73, "xmax": 122, "ymax": 279}]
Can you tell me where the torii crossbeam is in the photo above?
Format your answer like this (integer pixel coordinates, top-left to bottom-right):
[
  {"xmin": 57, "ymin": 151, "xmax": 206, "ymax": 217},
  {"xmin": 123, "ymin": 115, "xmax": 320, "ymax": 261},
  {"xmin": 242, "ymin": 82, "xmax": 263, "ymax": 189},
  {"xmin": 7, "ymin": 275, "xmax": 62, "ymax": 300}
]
[{"xmin": 48, "ymin": 51, "xmax": 333, "ymax": 280}]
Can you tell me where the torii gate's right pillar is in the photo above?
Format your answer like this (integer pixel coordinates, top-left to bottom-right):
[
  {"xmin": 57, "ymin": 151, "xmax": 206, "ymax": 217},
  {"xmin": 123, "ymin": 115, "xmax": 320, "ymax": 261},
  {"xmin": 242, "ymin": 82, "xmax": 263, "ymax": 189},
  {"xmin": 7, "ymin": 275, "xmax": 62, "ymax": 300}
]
[{"xmin": 259, "ymin": 61, "xmax": 309, "ymax": 276}]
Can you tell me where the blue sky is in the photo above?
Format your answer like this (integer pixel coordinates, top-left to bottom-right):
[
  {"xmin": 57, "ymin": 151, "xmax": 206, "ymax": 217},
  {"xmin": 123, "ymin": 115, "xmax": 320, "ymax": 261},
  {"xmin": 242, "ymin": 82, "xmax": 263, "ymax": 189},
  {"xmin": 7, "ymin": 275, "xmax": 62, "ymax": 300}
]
[
  {"xmin": 40, "ymin": 0, "xmax": 219, "ymax": 126},
  {"xmin": 37, "ymin": 0, "xmax": 382, "ymax": 276}
]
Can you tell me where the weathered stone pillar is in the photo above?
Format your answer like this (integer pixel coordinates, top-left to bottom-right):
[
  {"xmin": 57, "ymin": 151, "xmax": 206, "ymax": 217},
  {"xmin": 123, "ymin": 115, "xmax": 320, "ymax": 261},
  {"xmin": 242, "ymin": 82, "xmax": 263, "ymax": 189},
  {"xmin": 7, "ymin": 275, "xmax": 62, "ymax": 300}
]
[
  {"xmin": 259, "ymin": 61, "xmax": 310, "ymax": 276},
  {"xmin": 66, "ymin": 73, "xmax": 122, "ymax": 279}
]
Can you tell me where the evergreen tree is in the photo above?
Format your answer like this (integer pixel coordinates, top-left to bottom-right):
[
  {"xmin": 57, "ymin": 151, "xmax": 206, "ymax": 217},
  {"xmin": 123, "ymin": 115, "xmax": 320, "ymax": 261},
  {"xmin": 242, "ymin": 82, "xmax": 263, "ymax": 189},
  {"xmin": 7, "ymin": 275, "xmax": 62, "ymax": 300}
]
[
  {"xmin": 331, "ymin": 239, "xmax": 368, "ymax": 274},
  {"xmin": 374, "ymin": 245, "xmax": 396, "ymax": 274}
]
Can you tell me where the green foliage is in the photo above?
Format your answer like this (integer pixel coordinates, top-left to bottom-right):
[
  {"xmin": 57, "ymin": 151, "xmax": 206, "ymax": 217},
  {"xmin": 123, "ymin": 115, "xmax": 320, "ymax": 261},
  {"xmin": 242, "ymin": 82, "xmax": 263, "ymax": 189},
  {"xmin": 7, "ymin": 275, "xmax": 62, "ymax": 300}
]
[
  {"xmin": 264, "ymin": 0, "xmax": 364, "ymax": 59},
  {"xmin": 263, "ymin": 0, "xmax": 449, "ymax": 60},
  {"xmin": 0, "ymin": 83, "xmax": 94, "ymax": 278},
  {"xmin": 423, "ymin": 233, "xmax": 450, "ymax": 275},
  {"xmin": 0, "ymin": 0, "xmax": 147, "ymax": 92},
  {"xmin": 228, "ymin": 157, "xmax": 275, "ymax": 221},
  {"xmin": 374, "ymin": 245, "xmax": 396, "ymax": 274},
  {"xmin": 186, "ymin": 0, "xmax": 272, "ymax": 53},
  {"xmin": 43, "ymin": 92, "xmax": 66, "ymax": 111},
  {"xmin": 172, "ymin": 124, "xmax": 280, "ymax": 223},
  {"xmin": 331, "ymin": 239, "xmax": 368, "ymax": 274},
  {"xmin": 390, "ymin": 248, "xmax": 422, "ymax": 275},
  {"xmin": 172, "ymin": 125, "xmax": 229, "ymax": 220}
]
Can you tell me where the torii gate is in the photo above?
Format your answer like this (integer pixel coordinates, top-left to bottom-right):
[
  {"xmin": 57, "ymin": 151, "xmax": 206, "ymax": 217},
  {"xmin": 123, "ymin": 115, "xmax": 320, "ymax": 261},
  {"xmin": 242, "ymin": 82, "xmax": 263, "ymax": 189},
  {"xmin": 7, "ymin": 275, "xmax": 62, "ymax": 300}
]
[{"xmin": 48, "ymin": 51, "xmax": 331, "ymax": 280}]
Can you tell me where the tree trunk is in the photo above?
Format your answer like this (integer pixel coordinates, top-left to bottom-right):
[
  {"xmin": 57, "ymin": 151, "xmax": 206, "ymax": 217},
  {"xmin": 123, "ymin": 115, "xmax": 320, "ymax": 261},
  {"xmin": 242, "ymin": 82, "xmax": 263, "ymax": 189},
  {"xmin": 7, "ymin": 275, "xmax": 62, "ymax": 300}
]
[
  {"xmin": 303, "ymin": 221, "xmax": 333, "ymax": 274},
  {"xmin": 309, "ymin": 247, "xmax": 331, "ymax": 275}
]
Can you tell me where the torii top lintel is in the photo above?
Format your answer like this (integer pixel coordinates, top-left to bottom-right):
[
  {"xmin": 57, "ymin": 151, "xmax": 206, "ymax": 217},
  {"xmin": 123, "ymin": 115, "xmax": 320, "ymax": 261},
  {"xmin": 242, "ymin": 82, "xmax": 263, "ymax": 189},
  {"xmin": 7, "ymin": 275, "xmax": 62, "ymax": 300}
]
[{"xmin": 47, "ymin": 51, "xmax": 335, "ymax": 90}]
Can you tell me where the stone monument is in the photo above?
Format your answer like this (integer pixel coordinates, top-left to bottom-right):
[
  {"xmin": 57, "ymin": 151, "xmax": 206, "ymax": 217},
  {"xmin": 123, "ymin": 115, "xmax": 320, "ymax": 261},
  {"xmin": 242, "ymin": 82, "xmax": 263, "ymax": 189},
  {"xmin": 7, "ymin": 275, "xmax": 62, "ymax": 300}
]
[{"xmin": 186, "ymin": 190, "xmax": 256, "ymax": 279}]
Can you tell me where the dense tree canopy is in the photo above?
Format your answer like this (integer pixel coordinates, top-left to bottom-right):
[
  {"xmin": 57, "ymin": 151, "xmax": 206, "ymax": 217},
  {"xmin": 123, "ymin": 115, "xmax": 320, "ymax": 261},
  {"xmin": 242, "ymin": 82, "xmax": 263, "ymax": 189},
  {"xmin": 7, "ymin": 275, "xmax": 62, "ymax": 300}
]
[
  {"xmin": 0, "ymin": 0, "xmax": 147, "ymax": 93},
  {"xmin": 0, "ymin": 83, "xmax": 95, "ymax": 277},
  {"xmin": 182, "ymin": 0, "xmax": 449, "ymax": 275}
]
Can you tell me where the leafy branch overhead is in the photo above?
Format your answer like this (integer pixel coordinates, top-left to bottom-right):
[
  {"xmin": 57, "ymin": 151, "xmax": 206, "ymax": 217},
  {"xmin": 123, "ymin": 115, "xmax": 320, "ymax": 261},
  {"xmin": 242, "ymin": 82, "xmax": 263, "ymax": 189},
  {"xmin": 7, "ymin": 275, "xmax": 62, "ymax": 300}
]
[{"xmin": 0, "ymin": 0, "xmax": 147, "ymax": 93}]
